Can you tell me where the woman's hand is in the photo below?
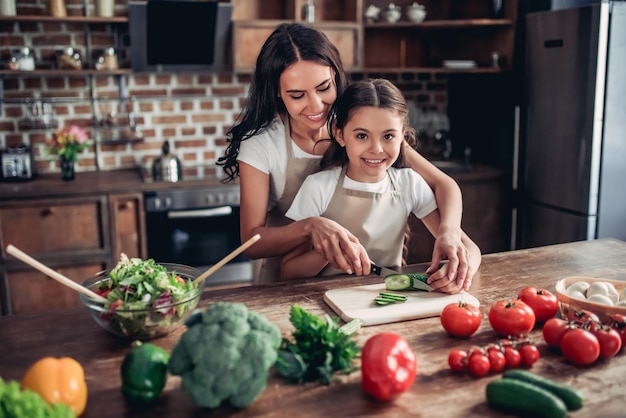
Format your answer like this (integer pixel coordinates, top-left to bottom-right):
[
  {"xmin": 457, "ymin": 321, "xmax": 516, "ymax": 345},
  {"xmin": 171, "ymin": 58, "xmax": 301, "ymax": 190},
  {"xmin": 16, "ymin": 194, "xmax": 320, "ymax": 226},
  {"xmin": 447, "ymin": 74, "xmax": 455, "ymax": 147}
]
[
  {"xmin": 426, "ymin": 228, "xmax": 471, "ymax": 290},
  {"xmin": 426, "ymin": 263, "xmax": 464, "ymax": 294},
  {"xmin": 305, "ymin": 217, "xmax": 371, "ymax": 276}
]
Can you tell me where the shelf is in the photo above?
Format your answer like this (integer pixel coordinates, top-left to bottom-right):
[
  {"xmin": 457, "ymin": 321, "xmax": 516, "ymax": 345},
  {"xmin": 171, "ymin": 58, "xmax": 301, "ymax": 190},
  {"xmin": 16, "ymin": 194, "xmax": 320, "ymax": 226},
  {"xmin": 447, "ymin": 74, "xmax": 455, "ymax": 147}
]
[
  {"xmin": 361, "ymin": 67, "xmax": 509, "ymax": 74},
  {"xmin": 0, "ymin": 69, "xmax": 132, "ymax": 78},
  {"xmin": 0, "ymin": 15, "xmax": 128, "ymax": 24},
  {"xmin": 363, "ymin": 19, "xmax": 515, "ymax": 29}
]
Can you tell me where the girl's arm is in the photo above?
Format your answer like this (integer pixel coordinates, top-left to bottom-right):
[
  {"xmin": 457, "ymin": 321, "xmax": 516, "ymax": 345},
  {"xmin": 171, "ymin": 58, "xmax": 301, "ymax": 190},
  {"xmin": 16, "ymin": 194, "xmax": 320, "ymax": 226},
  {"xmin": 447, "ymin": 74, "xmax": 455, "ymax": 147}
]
[
  {"xmin": 239, "ymin": 162, "xmax": 367, "ymax": 275},
  {"xmin": 280, "ymin": 241, "xmax": 329, "ymax": 281},
  {"xmin": 402, "ymin": 142, "xmax": 468, "ymax": 285},
  {"xmin": 420, "ymin": 209, "xmax": 482, "ymax": 294}
]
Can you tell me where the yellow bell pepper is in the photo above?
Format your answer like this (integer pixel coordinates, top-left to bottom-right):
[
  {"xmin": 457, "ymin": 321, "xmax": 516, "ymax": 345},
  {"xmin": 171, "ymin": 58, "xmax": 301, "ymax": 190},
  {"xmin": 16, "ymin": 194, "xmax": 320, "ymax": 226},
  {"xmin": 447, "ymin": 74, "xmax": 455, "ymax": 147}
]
[{"xmin": 21, "ymin": 357, "xmax": 87, "ymax": 416}]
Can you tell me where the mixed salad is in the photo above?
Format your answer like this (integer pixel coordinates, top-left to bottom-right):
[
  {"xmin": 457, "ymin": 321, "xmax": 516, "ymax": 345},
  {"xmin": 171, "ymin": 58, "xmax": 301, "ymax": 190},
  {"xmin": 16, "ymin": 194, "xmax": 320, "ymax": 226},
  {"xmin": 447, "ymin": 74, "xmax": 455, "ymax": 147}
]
[{"xmin": 92, "ymin": 254, "xmax": 200, "ymax": 339}]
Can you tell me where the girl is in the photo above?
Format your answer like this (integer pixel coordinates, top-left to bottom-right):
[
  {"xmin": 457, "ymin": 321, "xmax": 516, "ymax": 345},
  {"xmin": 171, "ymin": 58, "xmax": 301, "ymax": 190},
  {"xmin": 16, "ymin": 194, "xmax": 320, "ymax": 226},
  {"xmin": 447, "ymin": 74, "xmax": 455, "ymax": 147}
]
[
  {"xmin": 282, "ymin": 79, "xmax": 481, "ymax": 293},
  {"xmin": 217, "ymin": 23, "xmax": 473, "ymax": 287}
]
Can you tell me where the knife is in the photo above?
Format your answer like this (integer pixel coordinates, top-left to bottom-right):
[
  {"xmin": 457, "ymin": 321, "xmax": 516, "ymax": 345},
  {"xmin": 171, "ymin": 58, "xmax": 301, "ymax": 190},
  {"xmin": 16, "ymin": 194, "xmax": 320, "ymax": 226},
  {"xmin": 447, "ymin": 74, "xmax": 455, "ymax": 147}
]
[{"xmin": 371, "ymin": 263, "xmax": 433, "ymax": 291}]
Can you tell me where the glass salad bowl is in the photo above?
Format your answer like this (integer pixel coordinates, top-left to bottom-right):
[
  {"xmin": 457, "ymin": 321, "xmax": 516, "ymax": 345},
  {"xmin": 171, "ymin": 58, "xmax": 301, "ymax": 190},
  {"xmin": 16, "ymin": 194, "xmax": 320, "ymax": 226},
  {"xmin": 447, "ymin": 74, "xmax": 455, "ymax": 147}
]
[{"xmin": 80, "ymin": 259, "xmax": 203, "ymax": 340}]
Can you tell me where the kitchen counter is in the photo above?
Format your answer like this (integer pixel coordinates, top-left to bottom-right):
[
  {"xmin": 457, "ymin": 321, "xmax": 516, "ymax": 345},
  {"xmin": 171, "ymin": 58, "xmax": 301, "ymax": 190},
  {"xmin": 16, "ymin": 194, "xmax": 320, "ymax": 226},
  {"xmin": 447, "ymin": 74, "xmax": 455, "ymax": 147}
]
[{"xmin": 1, "ymin": 238, "xmax": 625, "ymax": 417}]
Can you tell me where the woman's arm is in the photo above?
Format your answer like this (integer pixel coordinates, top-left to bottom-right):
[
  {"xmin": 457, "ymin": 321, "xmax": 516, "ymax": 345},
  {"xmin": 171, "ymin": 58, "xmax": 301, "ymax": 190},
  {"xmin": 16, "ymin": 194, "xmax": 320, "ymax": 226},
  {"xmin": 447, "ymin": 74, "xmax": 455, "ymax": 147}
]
[
  {"xmin": 239, "ymin": 162, "xmax": 368, "ymax": 275},
  {"xmin": 402, "ymin": 142, "xmax": 468, "ymax": 285}
]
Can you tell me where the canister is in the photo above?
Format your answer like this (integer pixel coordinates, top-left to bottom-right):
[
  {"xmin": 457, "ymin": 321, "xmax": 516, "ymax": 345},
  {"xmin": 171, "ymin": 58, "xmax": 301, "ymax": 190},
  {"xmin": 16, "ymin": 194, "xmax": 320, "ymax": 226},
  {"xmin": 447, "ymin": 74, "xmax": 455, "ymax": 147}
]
[{"xmin": 9, "ymin": 48, "xmax": 35, "ymax": 71}]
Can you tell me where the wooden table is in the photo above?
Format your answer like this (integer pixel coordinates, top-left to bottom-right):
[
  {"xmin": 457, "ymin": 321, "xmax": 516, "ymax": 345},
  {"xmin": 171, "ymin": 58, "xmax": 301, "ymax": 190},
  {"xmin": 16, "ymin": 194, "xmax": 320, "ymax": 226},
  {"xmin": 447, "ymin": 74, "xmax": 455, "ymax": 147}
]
[{"xmin": 2, "ymin": 239, "xmax": 626, "ymax": 417}]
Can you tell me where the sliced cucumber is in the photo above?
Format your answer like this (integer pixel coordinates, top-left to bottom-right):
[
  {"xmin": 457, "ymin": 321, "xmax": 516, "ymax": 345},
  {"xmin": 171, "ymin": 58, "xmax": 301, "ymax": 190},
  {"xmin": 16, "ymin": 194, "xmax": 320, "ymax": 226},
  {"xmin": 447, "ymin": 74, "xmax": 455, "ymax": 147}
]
[{"xmin": 384, "ymin": 273, "xmax": 429, "ymax": 291}]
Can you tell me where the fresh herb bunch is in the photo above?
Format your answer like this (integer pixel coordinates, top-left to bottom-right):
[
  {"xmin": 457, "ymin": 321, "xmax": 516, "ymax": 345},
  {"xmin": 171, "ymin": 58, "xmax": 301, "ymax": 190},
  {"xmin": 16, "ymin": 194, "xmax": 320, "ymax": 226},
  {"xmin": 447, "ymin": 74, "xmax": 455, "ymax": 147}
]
[{"xmin": 275, "ymin": 305, "xmax": 361, "ymax": 385}]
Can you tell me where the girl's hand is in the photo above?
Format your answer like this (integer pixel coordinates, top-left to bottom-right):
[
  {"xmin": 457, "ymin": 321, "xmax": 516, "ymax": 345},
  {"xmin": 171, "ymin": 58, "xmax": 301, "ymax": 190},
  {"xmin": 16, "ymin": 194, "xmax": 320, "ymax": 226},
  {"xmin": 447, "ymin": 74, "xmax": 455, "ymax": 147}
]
[
  {"xmin": 426, "ymin": 263, "xmax": 464, "ymax": 294},
  {"xmin": 426, "ymin": 228, "xmax": 471, "ymax": 290},
  {"xmin": 306, "ymin": 217, "xmax": 370, "ymax": 275}
]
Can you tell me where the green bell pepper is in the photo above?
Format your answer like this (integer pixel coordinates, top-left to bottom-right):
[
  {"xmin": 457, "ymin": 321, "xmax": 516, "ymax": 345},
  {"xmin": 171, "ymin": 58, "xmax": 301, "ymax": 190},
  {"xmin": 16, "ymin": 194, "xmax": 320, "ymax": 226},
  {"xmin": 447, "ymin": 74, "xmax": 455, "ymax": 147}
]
[{"xmin": 121, "ymin": 341, "xmax": 169, "ymax": 404}]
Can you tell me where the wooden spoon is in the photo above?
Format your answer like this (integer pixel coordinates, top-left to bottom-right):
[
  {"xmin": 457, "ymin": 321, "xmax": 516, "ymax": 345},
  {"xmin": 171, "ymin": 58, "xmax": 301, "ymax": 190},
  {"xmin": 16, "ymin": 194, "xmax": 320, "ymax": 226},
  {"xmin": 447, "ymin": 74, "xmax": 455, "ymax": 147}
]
[
  {"xmin": 193, "ymin": 233, "xmax": 261, "ymax": 287},
  {"xmin": 6, "ymin": 244, "xmax": 108, "ymax": 303}
]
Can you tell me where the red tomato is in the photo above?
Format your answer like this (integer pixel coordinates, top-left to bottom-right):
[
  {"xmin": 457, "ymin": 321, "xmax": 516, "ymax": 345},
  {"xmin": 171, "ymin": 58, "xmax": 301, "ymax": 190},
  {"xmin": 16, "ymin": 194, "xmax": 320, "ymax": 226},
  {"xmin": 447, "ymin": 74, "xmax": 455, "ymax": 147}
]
[
  {"xmin": 448, "ymin": 349, "xmax": 468, "ymax": 372},
  {"xmin": 566, "ymin": 308, "xmax": 600, "ymax": 324},
  {"xmin": 591, "ymin": 326, "xmax": 622, "ymax": 359},
  {"xmin": 517, "ymin": 287, "xmax": 559, "ymax": 323},
  {"xmin": 487, "ymin": 347, "xmax": 506, "ymax": 373},
  {"xmin": 488, "ymin": 299, "xmax": 536, "ymax": 337},
  {"xmin": 440, "ymin": 302, "xmax": 482, "ymax": 337},
  {"xmin": 542, "ymin": 318, "xmax": 570, "ymax": 348},
  {"xmin": 361, "ymin": 333, "xmax": 417, "ymax": 401},
  {"xmin": 560, "ymin": 328, "xmax": 600, "ymax": 365},
  {"xmin": 503, "ymin": 346, "xmax": 521, "ymax": 368},
  {"xmin": 519, "ymin": 344, "xmax": 540, "ymax": 366},
  {"xmin": 467, "ymin": 351, "xmax": 490, "ymax": 377},
  {"xmin": 605, "ymin": 314, "xmax": 626, "ymax": 349}
]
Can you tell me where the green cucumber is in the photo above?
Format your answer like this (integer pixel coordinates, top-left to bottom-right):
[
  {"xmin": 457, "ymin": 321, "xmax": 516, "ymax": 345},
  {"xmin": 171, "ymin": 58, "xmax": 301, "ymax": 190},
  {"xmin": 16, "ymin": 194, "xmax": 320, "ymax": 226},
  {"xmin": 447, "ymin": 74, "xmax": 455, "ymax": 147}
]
[
  {"xmin": 378, "ymin": 292, "xmax": 407, "ymax": 301},
  {"xmin": 486, "ymin": 378, "xmax": 567, "ymax": 418},
  {"xmin": 503, "ymin": 369, "xmax": 584, "ymax": 411},
  {"xmin": 384, "ymin": 273, "xmax": 429, "ymax": 291}
]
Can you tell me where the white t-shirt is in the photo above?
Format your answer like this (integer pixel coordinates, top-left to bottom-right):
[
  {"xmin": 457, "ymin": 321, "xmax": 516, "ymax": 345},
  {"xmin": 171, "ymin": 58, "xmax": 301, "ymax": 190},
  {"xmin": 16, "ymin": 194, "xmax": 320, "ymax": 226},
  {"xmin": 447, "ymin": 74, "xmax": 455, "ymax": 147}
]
[
  {"xmin": 286, "ymin": 166, "xmax": 438, "ymax": 221},
  {"xmin": 237, "ymin": 116, "xmax": 323, "ymax": 210}
]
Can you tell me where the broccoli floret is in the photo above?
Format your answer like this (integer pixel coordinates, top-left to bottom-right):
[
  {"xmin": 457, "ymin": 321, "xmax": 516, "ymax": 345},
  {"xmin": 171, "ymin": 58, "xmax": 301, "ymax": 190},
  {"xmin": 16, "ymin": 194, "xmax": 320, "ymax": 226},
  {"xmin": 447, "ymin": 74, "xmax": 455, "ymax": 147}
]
[{"xmin": 168, "ymin": 302, "xmax": 281, "ymax": 409}]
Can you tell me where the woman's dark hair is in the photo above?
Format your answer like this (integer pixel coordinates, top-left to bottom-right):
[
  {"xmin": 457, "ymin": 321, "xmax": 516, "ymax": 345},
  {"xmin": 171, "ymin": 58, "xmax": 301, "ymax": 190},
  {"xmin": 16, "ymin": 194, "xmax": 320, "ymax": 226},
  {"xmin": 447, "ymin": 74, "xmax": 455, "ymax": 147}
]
[
  {"xmin": 217, "ymin": 22, "xmax": 348, "ymax": 181},
  {"xmin": 321, "ymin": 78, "xmax": 416, "ymax": 171}
]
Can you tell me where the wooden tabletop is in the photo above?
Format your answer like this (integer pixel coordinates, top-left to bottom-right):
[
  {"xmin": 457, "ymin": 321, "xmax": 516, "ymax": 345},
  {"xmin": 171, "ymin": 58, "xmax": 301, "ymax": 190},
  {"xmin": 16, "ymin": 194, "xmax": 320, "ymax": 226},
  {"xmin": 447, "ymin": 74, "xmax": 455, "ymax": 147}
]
[{"xmin": 2, "ymin": 238, "xmax": 626, "ymax": 417}]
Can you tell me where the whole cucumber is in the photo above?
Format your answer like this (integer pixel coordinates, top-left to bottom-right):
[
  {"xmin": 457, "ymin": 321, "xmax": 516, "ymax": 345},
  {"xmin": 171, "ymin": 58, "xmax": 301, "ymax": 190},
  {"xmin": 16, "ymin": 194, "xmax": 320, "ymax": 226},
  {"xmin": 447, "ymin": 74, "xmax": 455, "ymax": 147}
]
[
  {"xmin": 503, "ymin": 369, "xmax": 584, "ymax": 411},
  {"xmin": 486, "ymin": 378, "xmax": 567, "ymax": 418}
]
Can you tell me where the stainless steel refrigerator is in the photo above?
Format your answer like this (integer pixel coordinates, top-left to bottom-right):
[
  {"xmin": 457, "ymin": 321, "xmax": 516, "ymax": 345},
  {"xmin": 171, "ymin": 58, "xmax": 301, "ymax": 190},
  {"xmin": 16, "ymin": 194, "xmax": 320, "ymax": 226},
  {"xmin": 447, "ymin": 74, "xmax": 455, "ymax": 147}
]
[{"xmin": 519, "ymin": 1, "xmax": 626, "ymax": 248}]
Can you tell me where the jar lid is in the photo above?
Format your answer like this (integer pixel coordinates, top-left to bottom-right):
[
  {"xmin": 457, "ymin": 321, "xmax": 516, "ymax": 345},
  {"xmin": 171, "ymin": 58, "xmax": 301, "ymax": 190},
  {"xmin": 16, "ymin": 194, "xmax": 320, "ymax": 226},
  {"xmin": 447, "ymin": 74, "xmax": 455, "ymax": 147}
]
[
  {"xmin": 12, "ymin": 47, "xmax": 32, "ymax": 54},
  {"xmin": 104, "ymin": 47, "xmax": 116, "ymax": 56},
  {"xmin": 57, "ymin": 47, "xmax": 77, "ymax": 55}
]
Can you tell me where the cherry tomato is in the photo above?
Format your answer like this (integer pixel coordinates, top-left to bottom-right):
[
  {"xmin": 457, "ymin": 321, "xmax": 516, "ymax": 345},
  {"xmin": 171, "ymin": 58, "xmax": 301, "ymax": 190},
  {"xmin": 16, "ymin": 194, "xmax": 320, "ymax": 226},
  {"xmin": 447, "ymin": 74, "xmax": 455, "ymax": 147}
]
[
  {"xmin": 560, "ymin": 328, "xmax": 600, "ymax": 366},
  {"xmin": 486, "ymin": 347, "xmax": 506, "ymax": 373},
  {"xmin": 447, "ymin": 349, "xmax": 468, "ymax": 372},
  {"xmin": 519, "ymin": 344, "xmax": 540, "ymax": 366},
  {"xmin": 503, "ymin": 346, "xmax": 521, "ymax": 368},
  {"xmin": 488, "ymin": 299, "xmax": 536, "ymax": 338},
  {"xmin": 517, "ymin": 287, "xmax": 559, "ymax": 323},
  {"xmin": 605, "ymin": 313, "xmax": 626, "ymax": 349},
  {"xmin": 440, "ymin": 302, "xmax": 482, "ymax": 338},
  {"xmin": 361, "ymin": 333, "xmax": 417, "ymax": 401},
  {"xmin": 467, "ymin": 351, "xmax": 490, "ymax": 377},
  {"xmin": 542, "ymin": 318, "xmax": 570, "ymax": 348},
  {"xmin": 591, "ymin": 326, "xmax": 622, "ymax": 359},
  {"xmin": 566, "ymin": 308, "xmax": 600, "ymax": 324}
]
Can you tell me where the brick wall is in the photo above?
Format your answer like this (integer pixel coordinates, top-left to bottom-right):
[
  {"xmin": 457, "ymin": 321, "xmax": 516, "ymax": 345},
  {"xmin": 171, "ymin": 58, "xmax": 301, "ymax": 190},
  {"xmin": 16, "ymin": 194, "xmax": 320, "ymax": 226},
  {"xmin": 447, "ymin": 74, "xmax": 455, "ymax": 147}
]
[{"xmin": 1, "ymin": 1, "xmax": 447, "ymax": 176}]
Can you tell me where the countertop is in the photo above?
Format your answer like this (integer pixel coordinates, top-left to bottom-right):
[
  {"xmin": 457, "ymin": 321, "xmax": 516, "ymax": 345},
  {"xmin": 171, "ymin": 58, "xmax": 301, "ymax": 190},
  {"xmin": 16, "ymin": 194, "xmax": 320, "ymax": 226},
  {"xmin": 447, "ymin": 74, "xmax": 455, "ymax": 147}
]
[
  {"xmin": 0, "ymin": 163, "xmax": 503, "ymax": 201},
  {"xmin": 1, "ymin": 238, "xmax": 625, "ymax": 417}
]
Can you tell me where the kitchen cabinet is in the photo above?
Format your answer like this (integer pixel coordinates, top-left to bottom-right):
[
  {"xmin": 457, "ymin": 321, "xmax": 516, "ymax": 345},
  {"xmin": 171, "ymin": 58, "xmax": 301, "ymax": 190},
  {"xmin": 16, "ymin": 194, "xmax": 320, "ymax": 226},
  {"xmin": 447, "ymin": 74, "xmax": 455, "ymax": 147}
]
[
  {"xmin": 0, "ymin": 190, "xmax": 148, "ymax": 315},
  {"xmin": 231, "ymin": 0, "xmax": 518, "ymax": 73},
  {"xmin": 231, "ymin": 0, "xmax": 362, "ymax": 72},
  {"xmin": 109, "ymin": 192, "xmax": 147, "ymax": 262},
  {"xmin": 405, "ymin": 164, "xmax": 510, "ymax": 264}
]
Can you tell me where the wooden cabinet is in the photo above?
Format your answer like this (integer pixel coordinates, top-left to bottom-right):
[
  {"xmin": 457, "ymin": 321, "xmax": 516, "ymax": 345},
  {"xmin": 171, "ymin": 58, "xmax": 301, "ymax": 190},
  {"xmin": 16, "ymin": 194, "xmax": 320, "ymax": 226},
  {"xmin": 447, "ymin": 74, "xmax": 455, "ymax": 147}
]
[
  {"xmin": 405, "ymin": 165, "xmax": 511, "ymax": 265},
  {"xmin": 0, "ymin": 192, "xmax": 147, "ymax": 315},
  {"xmin": 109, "ymin": 192, "xmax": 147, "ymax": 262},
  {"xmin": 231, "ymin": 0, "xmax": 518, "ymax": 74}
]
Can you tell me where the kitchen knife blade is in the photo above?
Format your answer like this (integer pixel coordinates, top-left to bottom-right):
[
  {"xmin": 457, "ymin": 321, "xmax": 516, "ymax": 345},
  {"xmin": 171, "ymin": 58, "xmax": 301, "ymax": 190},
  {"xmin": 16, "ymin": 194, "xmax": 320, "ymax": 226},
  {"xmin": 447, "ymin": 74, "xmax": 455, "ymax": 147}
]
[{"xmin": 371, "ymin": 263, "xmax": 433, "ymax": 291}]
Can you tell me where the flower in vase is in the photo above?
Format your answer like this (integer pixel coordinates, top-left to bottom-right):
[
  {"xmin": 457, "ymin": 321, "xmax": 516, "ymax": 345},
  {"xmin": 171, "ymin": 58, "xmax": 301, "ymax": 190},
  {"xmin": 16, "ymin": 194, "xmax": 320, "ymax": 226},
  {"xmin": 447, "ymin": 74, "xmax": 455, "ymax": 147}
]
[{"xmin": 46, "ymin": 125, "xmax": 90, "ymax": 162}]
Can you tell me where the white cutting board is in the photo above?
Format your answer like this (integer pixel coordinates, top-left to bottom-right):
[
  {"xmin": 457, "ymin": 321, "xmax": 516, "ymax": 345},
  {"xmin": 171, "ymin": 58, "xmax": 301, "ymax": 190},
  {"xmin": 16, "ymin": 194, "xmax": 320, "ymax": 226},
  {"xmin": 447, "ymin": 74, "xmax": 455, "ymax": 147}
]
[{"xmin": 324, "ymin": 283, "xmax": 480, "ymax": 326}]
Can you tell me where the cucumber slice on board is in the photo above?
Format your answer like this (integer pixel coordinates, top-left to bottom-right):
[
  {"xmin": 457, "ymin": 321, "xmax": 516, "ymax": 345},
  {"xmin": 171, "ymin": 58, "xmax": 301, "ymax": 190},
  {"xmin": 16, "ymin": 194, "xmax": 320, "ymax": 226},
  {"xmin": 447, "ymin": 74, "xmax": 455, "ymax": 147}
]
[{"xmin": 384, "ymin": 273, "xmax": 431, "ymax": 291}]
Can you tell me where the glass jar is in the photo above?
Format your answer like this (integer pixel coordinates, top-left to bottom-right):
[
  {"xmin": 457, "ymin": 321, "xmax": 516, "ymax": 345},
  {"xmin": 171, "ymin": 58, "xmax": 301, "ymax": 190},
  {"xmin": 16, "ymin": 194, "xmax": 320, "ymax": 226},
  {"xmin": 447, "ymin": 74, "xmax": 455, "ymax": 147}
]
[
  {"xmin": 94, "ymin": 47, "xmax": 119, "ymax": 71},
  {"xmin": 56, "ymin": 47, "xmax": 82, "ymax": 70},
  {"xmin": 9, "ymin": 47, "xmax": 36, "ymax": 71}
]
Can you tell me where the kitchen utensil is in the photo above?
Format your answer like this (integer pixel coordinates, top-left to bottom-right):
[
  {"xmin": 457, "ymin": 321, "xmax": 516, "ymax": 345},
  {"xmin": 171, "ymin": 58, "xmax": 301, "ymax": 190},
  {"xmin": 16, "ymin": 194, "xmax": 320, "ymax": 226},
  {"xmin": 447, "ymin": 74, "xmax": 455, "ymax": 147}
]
[
  {"xmin": 371, "ymin": 263, "xmax": 432, "ymax": 291},
  {"xmin": 152, "ymin": 140, "xmax": 182, "ymax": 182},
  {"xmin": 6, "ymin": 244, "xmax": 108, "ymax": 303},
  {"xmin": 193, "ymin": 234, "xmax": 261, "ymax": 286},
  {"xmin": 324, "ymin": 283, "xmax": 479, "ymax": 326}
]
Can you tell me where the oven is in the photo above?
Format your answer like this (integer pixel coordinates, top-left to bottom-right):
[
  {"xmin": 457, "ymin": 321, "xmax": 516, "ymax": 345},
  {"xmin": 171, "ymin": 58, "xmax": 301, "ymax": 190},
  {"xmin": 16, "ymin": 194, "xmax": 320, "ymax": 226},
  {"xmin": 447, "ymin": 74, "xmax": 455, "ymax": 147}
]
[{"xmin": 143, "ymin": 185, "xmax": 253, "ymax": 286}]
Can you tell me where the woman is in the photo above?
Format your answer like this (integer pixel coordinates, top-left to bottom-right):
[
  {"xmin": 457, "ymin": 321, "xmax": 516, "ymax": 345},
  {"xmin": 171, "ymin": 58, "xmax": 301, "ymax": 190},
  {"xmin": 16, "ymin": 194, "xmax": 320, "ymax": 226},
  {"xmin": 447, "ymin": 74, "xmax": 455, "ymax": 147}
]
[{"xmin": 217, "ymin": 23, "xmax": 472, "ymax": 286}]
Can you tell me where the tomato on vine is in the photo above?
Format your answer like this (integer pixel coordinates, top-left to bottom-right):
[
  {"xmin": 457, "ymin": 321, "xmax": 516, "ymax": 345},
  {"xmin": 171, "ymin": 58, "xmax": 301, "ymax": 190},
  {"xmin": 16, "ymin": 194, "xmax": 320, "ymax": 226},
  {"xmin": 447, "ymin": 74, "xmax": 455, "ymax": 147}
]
[
  {"xmin": 591, "ymin": 326, "xmax": 622, "ymax": 359},
  {"xmin": 503, "ymin": 346, "xmax": 521, "ymax": 368},
  {"xmin": 519, "ymin": 344, "xmax": 540, "ymax": 366},
  {"xmin": 467, "ymin": 351, "xmax": 490, "ymax": 377},
  {"xmin": 447, "ymin": 349, "xmax": 468, "ymax": 372},
  {"xmin": 486, "ymin": 347, "xmax": 506, "ymax": 373},
  {"xmin": 542, "ymin": 317, "xmax": 570, "ymax": 348},
  {"xmin": 560, "ymin": 328, "xmax": 600, "ymax": 365}
]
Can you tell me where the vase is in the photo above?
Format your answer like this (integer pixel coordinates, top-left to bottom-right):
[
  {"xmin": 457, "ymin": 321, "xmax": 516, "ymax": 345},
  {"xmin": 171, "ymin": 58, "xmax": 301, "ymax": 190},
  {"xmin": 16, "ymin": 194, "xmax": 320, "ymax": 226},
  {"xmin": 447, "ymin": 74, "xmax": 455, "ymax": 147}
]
[
  {"xmin": 60, "ymin": 156, "xmax": 75, "ymax": 181},
  {"xmin": 49, "ymin": 0, "xmax": 67, "ymax": 17}
]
